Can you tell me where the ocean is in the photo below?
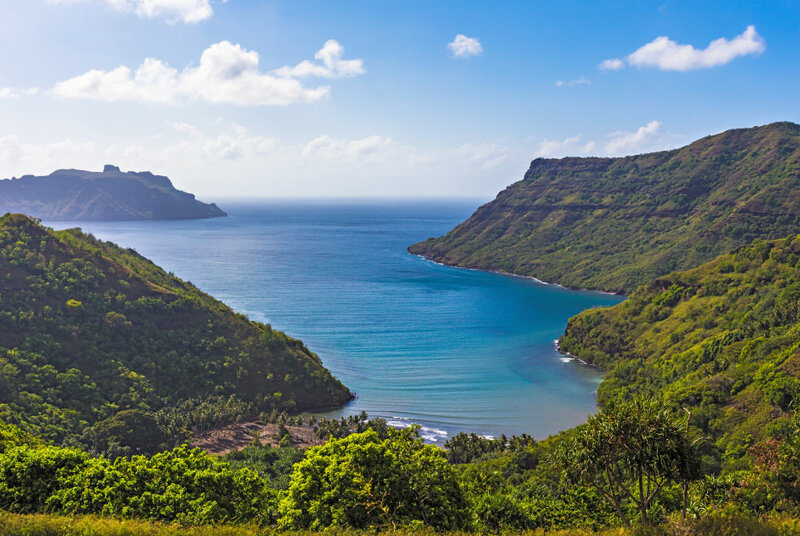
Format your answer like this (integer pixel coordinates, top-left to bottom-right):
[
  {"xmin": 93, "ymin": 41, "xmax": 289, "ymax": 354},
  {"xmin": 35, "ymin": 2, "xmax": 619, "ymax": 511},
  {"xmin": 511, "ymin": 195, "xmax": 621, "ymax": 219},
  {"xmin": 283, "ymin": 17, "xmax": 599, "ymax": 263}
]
[{"xmin": 46, "ymin": 199, "xmax": 623, "ymax": 443}]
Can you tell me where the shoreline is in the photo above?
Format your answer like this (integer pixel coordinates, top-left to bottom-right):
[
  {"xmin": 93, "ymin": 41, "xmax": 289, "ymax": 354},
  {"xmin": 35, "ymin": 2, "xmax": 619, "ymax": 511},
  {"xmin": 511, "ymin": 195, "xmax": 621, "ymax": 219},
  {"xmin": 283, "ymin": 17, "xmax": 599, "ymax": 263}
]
[
  {"xmin": 553, "ymin": 338, "xmax": 600, "ymax": 370},
  {"xmin": 408, "ymin": 251, "xmax": 625, "ymax": 297}
]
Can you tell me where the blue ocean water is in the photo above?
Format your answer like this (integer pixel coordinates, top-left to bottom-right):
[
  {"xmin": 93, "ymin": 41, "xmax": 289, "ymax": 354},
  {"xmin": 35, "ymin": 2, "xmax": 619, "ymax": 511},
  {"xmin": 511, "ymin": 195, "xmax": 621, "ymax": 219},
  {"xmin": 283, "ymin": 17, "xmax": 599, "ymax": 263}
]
[{"xmin": 47, "ymin": 200, "xmax": 622, "ymax": 443}]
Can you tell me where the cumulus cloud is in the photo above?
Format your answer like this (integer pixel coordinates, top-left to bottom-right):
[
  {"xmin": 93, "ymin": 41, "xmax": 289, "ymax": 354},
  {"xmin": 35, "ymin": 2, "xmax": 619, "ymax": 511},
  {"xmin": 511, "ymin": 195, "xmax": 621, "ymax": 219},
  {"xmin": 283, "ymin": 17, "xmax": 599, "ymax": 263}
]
[
  {"xmin": 601, "ymin": 26, "xmax": 765, "ymax": 71},
  {"xmin": 0, "ymin": 134, "xmax": 97, "ymax": 171},
  {"xmin": 603, "ymin": 120, "xmax": 664, "ymax": 155},
  {"xmin": 447, "ymin": 34, "xmax": 483, "ymax": 58},
  {"xmin": 303, "ymin": 134, "xmax": 394, "ymax": 162},
  {"xmin": 50, "ymin": 40, "xmax": 363, "ymax": 106},
  {"xmin": 49, "ymin": 0, "xmax": 217, "ymax": 24},
  {"xmin": 273, "ymin": 40, "xmax": 365, "ymax": 79},
  {"xmin": 0, "ymin": 87, "xmax": 40, "ymax": 98},
  {"xmin": 555, "ymin": 77, "xmax": 591, "ymax": 87},
  {"xmin": 534, "ymin": 136, "xmax": 596, "ymax": 158},
  {"xmin": 533, "ymin": 121, "xmax": 672, "ymax": 158},
  {"xmin": 599, "ymin": 58, "xmax": 624, "ymax": 71}
]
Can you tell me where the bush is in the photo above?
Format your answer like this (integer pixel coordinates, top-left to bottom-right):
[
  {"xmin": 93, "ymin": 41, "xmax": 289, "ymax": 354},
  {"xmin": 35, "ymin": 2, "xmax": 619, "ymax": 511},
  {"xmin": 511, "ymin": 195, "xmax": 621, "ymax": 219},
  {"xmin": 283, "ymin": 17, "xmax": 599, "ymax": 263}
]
[{"xmin": 279, "ymin": 428, "xmax": 468, "ymax": 530}]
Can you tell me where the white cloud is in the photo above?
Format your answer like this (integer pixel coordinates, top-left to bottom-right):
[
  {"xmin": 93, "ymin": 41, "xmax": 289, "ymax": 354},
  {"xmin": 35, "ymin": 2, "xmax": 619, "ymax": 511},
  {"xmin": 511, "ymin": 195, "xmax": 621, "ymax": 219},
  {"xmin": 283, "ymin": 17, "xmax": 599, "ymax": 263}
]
[
  {"xmin": 447, "ymin": 34, "xmax": 483, "ymax": 58},
  {"xmin": 534, "ymin": 136, "xmax": 596, "ymax": 158},
  {"xmin": 555, "ymin": 77, "xmax": 591, "ymax": 87},
  {"xmin": 50, "ymin": 40, "xmax": 363, "ymax": 106},
  {"xmin": 599, "ymin": 58, "xmax": 624, "ymax": 71},
  {"xmin": 0, "ymin": 87, "xmax": 40, "ymax": 99},
  {"xmin": 533, "ymin": 121, "xmax": 672, "ymax": 158},
  {"xmin": 0, "ymin": 134, "xmax": 97, "ymax": 171},
  {"xmin": 603, "ymin": 120, "xmax": 664, "ymax": 155},
  {"xmin": 49, "ymin": 0, "xmax": 217, "ymax": 24},
  {"xmin": 601, "ymin": 26, "xmax": 765, "ymax": 72},
  {"xmin": 273, "ymin": 40, "xmax": 365, "ymax": 79},
  {"xmin": 303, "ymin": 134, "xmax": 394, "ymax": 162}
]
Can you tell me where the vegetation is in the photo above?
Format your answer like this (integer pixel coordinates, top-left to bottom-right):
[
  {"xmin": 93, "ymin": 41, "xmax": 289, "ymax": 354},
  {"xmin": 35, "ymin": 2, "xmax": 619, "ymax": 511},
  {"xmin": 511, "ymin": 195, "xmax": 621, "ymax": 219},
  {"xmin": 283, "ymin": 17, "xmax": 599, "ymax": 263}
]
[
  {"xmin": 279, "ymin": 427, "xmax": 468, "ymax": 530},
  {"xmin": 560, "ymin": 234, "xmax": 800, "ymax": 471},
  {"xmin": 0, "ymin": 213, "xmax": 351, "ymax": 453},
  {"xmin": 5, "ymin": 511, "xmax": 800, "ymax": 536},
  {"xmin": 410, "ymin": 122, "xmax": 800, "ymax": 293},
  {"xmin": 1, "ymin": 403, "xmax": 800, "ymax": 533}
]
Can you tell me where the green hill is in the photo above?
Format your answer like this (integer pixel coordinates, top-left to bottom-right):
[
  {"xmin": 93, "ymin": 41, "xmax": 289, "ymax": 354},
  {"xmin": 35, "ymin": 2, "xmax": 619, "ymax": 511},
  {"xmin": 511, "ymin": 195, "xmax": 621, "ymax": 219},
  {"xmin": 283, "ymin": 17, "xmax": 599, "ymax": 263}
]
[
  {"xmin": 410, "ymin": 122, "xmax": 800, "ymax": 293},
  {"xmin": 0, "ymin": 214, "xmax": 351, "ymax": 451},
  {"xmin": 559, "ymin": 234, "xmax": 800, "ymax": 470}
]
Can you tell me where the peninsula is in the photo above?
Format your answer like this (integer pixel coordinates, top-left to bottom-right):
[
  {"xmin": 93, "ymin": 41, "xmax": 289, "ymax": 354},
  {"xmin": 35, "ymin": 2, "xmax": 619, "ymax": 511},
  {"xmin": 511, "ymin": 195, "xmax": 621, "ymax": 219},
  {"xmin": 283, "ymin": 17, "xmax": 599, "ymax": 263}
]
[{"xmin": 410, "ymin": 122, "xmax": 800, "ymax": 294}]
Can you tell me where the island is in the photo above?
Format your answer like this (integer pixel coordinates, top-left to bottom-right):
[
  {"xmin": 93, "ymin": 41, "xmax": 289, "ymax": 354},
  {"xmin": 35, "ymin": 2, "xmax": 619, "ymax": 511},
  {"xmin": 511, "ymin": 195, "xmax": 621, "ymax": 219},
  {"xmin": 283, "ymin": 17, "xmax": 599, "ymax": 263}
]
[{"xmin": 0, "ymin": 165, "xmax": 226, "ymax": 221}]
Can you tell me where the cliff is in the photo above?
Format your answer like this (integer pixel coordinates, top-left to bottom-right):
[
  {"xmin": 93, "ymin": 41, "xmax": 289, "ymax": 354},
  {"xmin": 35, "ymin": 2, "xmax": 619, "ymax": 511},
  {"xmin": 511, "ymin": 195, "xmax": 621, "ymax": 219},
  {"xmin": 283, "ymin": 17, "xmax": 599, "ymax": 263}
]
[
  {"xmin": 0, "ymin": 165, "xmax": 226, "ymax": 221},
  {"xmin": 409, "ymin": 122, "xmax": 800, "ymax": 293}
]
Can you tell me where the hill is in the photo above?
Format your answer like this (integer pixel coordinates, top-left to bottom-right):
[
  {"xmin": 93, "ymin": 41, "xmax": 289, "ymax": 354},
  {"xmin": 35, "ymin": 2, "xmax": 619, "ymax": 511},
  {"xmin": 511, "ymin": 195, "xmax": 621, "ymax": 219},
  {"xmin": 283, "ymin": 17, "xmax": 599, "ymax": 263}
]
[
  {"xmin": 409, "ymin": 122, "xmax": 800, "ymax": 293},
  {"xmin": 0, "ymin": 214, "xmax": 351, "ymax": 452},
  {"xmin": 559, "ymin": 234, "xmax": 800, "ymax": 470},
  {"xmin": 0, "ymin": 165, "xmax": 226, "ymax": 221}
]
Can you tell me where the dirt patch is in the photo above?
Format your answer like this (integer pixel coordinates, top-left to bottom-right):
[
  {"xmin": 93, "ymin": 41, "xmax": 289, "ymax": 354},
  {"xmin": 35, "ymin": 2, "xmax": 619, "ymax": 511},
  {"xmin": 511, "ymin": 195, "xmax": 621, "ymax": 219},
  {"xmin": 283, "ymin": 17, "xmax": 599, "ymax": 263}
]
[{"xmin": 191, "ymin": 421, "xmax": 323, "ymax": 456}]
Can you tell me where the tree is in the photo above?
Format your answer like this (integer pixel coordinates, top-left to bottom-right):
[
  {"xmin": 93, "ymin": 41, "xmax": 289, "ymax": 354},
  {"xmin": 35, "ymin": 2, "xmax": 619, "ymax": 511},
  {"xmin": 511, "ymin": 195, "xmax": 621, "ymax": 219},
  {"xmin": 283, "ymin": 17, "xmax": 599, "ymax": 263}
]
[
  {"xmin": 279, "ymin": 427, "xmax": 468, "ymax": 530},
  {"xmin": 554, "ymin": 397, "xmax": 692, "ymax": 527}
]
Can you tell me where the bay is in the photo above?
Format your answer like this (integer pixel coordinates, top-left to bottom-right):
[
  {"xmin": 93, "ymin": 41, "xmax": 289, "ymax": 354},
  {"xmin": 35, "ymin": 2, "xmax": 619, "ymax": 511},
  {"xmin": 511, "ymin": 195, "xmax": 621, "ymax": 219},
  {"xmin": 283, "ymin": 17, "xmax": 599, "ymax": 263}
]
[{"xmin": 47, "ymin": 200, "xmax": 623, "ymax": 443}]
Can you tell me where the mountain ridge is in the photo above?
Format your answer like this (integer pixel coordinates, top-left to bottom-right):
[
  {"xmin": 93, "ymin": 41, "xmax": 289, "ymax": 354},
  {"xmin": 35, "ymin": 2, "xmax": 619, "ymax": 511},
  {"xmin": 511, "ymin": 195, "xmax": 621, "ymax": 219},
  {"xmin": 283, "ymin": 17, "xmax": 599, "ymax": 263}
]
[
  {"xmin": 0, "ymin": 213, "xmax": 351, "ymax": 451},
  {"xmin": 409, "ymin": 122, "xmax": 800, "ymax": 293}
]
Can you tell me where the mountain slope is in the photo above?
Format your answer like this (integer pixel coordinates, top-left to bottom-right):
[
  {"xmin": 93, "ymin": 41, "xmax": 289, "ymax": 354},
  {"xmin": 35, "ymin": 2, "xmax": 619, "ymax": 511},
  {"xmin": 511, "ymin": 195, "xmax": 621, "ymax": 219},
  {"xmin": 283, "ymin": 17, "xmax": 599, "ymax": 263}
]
[
  {"xmin": 559, "ymin": 235, "xmax": 800, "ymax": 469},
  {"xmin": 0, "ymin": 165, "xmax": 226, "ymax": 221},
  {"xmin": 0, "ymin": 214, "xmax": 351, "ymax": 447},
  {"xmin": 410, "ymin": 122, "xmax": 800, "ymax": 293}
]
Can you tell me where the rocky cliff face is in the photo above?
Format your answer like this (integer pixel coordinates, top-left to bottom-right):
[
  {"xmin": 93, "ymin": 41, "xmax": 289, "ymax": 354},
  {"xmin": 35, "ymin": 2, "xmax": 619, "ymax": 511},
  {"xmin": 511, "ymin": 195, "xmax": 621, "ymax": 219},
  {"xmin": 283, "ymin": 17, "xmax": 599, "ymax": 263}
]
[
  {"xmin": 0, "ymin": 165, "xmax": 226, "ymax": 221},
  {"xmin": 409, "ymin": 122, "xmax": 800, "ymax": 293}
]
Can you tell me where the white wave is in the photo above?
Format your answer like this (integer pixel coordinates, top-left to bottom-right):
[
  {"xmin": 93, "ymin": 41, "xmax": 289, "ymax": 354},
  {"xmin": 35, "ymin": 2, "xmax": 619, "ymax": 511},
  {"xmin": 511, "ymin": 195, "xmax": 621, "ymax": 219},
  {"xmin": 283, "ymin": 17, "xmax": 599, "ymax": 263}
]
[{"xmin": 387, "ymin": 417, "xmax": 448, "ymax": 442}]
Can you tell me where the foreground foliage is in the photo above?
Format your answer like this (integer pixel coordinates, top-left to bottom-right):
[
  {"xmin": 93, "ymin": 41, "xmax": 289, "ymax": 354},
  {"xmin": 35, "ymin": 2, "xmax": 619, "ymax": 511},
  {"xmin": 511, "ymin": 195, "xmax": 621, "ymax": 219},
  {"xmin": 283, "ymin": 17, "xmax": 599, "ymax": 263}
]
[
  {"xmin": 410, "ymin": 122, "xmax": 800, "ymax": 293},
  {"xmin": 0, "ymin": 214, "xmax": 351, "ymax": 453},
  {"xmin": 280, "ymin": 427, "xmax": 467, "ymax": 530}
]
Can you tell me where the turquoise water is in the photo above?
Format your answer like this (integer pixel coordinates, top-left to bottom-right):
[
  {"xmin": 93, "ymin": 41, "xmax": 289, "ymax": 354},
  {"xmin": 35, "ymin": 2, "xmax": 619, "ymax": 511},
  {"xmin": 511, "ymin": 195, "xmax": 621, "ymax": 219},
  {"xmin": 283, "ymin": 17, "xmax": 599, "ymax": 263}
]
[{"xmin": 47, "ymin": 200, "xmax": 622, "ymax": 443}]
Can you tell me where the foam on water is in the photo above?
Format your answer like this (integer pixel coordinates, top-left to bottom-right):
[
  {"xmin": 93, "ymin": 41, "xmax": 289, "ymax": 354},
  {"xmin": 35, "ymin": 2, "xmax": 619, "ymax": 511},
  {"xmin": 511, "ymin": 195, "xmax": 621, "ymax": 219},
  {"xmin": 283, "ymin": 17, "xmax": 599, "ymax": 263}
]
[{"xmin": 387, "ymin": 417, "xmax": 449, "ymax": 443}]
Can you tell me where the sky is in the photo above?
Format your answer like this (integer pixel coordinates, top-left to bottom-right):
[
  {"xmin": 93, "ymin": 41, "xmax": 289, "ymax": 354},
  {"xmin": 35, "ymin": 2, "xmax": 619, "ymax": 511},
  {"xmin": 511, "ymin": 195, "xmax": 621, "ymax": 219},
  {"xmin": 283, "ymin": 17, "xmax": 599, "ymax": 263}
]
[{"xmin": 0, "ymin": 0, "xmax": 798, "ymax": 198}]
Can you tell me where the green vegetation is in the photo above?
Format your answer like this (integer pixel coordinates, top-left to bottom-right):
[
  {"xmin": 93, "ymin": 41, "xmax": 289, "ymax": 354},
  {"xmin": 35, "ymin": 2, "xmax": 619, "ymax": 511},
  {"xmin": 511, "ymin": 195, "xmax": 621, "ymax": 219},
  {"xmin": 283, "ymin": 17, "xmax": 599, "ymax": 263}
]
[
  {"xmin": 560, "ymin": 234, "xmax": 800, "ymax": 470},
  {"xmin": 5, "ymin": 512, "xmax": 800, "ymax": 536},
  {"xmin": 410, "ymin": 122, "xmax": 800, "ymax": 293},
  {"xmin": 279, "ymin": 427, "xmax": 467, "ymax": 530},
  {"xmin": 2, "ymin": 409, "xmax": 800, "ymax": 534},
  {"xmin": 0, "ymin": 213, "xmax": 351, "ymax": 453}
]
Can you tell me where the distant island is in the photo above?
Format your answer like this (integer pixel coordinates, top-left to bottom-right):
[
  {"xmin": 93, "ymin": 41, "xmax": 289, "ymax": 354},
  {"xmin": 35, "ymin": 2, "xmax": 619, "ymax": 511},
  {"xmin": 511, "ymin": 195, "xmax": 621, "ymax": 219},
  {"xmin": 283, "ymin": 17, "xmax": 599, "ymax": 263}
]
[
  {"xmin": 410, "ymin": 122, "xmax": 800, "ymax": 294},
  {"xmin": 0, "ymin": 165, "xmax": 226, "ymax": 221}
]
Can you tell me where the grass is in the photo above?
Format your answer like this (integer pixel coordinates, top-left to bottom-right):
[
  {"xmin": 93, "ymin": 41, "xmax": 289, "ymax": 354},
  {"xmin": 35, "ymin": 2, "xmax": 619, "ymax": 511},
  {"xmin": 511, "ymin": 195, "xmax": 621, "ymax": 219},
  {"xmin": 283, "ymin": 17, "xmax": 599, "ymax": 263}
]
[{"xmin": 4, "ymin": 512, "xmax": 800, "ymax": 536}]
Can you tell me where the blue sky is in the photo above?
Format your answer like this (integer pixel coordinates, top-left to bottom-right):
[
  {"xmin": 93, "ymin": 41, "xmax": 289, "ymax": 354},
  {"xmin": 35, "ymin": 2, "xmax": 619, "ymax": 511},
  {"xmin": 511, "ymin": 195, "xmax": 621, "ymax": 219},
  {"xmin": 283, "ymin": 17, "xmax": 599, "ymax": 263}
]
[{"xmin": 0, "ymin": 0, "xmax": 798, "ymax": 197}]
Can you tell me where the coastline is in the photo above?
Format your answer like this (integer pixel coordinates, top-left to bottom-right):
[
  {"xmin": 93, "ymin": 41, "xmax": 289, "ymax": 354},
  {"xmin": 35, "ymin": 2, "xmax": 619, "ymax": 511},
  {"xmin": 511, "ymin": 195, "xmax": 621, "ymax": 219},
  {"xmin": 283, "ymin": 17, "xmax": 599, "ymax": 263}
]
[
  {"xmin": 553, "ymin": 338, "xmax": 600, "ymax": 370},
  {"xmin": 408, "ymin": 251, "xmax": 625, "ymax": 297}
]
